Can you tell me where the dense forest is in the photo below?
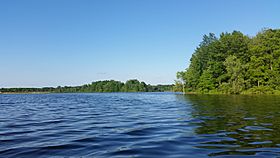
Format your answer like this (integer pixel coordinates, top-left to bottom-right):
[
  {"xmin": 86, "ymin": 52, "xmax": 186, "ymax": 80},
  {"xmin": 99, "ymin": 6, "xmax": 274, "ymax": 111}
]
[
  {"xmin": 176, "ymin": 28, "xmax": 280, "ymax": 94},
  {"xmin": 0, "ymin": 79, "xmax": 173, "ymax": 93}
]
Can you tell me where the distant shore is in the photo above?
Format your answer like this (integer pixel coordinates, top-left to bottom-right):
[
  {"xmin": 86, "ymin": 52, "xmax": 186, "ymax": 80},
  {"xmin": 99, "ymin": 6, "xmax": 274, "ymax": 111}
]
[
  {"xmin": 0, "ymin": 92, "xmax": 51, "ymax": 94},
  {"xmin": 0, "ymin": 80, "xmax": 174, "ymax": 94},
  {"xmin": 0, "ymin": 91, "xmax": 175, "ymax": 95}
]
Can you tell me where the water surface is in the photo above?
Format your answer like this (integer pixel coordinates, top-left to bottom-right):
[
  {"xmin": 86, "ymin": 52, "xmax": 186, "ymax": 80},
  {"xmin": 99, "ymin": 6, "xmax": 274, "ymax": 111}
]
[{"xmin": 1, "ymin": 93, "xmax": 280, "ymax": 157}]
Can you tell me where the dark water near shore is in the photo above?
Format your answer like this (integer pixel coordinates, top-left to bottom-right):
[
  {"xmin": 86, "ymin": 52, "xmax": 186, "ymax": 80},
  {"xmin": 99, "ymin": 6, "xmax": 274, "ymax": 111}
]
[{"xmin": 1, "ymin": 93, "xmax": 280, "ymax": 157}]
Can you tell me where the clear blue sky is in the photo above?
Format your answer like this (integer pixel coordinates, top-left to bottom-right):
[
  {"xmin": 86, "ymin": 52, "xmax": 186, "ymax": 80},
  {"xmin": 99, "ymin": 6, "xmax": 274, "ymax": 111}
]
[{"xmin": 0, "ymin": 0, "xmax": 279, "ymax": 87}]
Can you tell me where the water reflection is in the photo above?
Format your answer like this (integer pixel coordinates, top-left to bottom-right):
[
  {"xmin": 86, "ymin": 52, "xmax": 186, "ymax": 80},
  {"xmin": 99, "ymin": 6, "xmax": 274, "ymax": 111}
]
[{"xmin": 179, "ymin": 94, "xmax": 280, "ymax": 156}]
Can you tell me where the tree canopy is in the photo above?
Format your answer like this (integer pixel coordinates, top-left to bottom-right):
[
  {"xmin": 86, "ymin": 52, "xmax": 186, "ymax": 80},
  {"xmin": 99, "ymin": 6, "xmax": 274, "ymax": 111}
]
[
  {"xmin": 177, "ymin": 29, "xmax": 280, "ymax": 94},
  {"xmin": 0, "ymin": 80, "xmax": 174, "ymax": 93}
]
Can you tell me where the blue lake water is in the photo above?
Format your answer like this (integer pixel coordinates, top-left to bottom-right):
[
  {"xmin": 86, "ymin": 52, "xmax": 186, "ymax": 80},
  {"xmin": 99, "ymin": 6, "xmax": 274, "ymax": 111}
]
[{"xmin": 1, "ymin": 93, "xmax": 280, "ymax": 157}]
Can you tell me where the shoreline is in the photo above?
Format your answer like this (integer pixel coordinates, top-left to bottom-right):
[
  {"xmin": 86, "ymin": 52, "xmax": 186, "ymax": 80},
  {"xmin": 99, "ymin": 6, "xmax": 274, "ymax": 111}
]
[
  {"xmin": 0, "ymin": 92, "xmax": 51, "ymax": 94},
  {"xmin": 0, "ymin": 91, "xmax": 176, "ymax": 95},
  {"xmin": 1, "ymin": 91, "xmax": 280, "ymax": 95},
  {"xmin": 184, "ymin": 92, "xmax": 280, "ymax": 96}
]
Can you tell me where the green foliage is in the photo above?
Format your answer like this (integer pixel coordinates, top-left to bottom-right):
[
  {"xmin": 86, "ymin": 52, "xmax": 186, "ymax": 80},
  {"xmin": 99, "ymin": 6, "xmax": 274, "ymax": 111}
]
[
  {"xmin": 0, "ymin": 87, "xmax": 55, "ymax": 93},
  {"xmin": 197, "ymin": 69, "xmax": 215, "ymax": 93},
  {"xmin": 173, "ymin": 80, "xmax": 183, "ymax": 92},
  {"xmin": 223, "ymin": 55, "xmax": 245, "ymax": 94},
  {"xmin": 178, "ymin": 29, "xmax": 280, "ymax": 94},
  {"xmin": 242, "ymin": 86, "xmax": 275, "ymax": 95},
  {"xmin": 123, "ymin": 79, "xmax": 143, "ymax": 92},
  {"xmin": 0, "ymin": 80, "xmax": 174, "ymax": 93}
]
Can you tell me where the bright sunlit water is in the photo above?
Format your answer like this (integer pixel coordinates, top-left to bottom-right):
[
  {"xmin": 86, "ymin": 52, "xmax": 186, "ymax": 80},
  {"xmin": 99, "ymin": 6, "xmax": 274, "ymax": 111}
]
[{"xmin": 1, "ymin": 93, "xmax": 280, "ymax": 157}]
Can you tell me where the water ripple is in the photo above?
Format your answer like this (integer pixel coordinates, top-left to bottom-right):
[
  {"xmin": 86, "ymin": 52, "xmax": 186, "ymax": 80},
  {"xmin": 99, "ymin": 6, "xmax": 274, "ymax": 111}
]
[{"xmin": 1, "ymin": 93, "xmax": 280, "ymax": 157}]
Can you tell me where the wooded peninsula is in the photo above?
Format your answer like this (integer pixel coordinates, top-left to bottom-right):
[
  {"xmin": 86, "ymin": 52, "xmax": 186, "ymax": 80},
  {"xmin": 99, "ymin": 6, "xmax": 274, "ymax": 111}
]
[
  {"xmin": 0, "ymin": 80, "xmax": 173, "ymax": 94},
  {"xmin": 175, "ymin": 28, "xmax": 280, "ymax": 94}
]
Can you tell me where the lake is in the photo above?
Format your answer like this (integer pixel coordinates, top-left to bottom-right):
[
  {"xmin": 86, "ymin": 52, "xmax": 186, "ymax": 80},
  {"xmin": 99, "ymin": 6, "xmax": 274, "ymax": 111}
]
[{"xmin": 1, "ymin": 93, "xmax": 280, "ymax": 157}]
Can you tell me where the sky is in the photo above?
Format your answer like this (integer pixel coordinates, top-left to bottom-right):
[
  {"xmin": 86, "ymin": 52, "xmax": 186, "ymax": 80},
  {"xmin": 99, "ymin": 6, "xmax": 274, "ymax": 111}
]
[{"xmin": 0, "ymin": 0, "xmax": 279, "ymax": 87}]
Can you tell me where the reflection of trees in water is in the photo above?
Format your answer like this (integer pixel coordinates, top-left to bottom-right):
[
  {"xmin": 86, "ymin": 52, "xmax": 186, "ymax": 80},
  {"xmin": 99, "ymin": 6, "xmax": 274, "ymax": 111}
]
[{"xmin": 178, "ymin": 94, "xmax": 280, "ymax": 156}]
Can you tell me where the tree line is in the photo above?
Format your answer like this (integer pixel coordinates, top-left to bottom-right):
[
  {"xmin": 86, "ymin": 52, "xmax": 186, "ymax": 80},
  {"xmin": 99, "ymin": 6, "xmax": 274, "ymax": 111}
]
[
  {"xmin": 176, "ymin": 28, "xmax": 280, "ymax": 94},
  {"xmin": 0, "ymin": 79, "xmax": 174, "ymax": 93}
]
